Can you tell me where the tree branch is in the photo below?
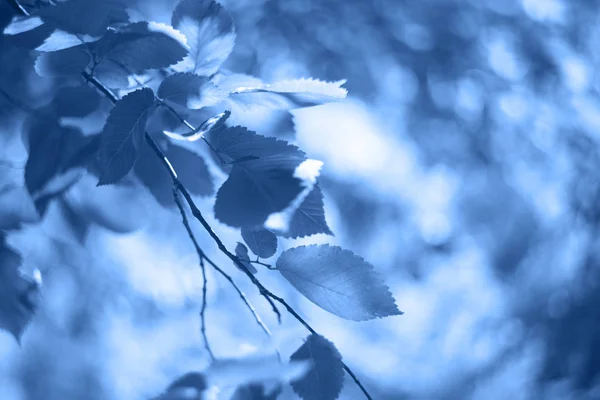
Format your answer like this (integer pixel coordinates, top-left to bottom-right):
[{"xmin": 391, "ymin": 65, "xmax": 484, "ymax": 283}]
[
  {"xmin": 4, "ymin": 2, "xmax": 375, "ymax": 397},
  {"xmin": 172, "ymin": 186, "xmax": 214, "ymax": 361}
]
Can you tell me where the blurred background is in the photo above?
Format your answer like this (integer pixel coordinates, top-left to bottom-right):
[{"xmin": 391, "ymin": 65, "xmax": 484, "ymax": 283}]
[{"xmin": 2, "ymin": 0, "xmax": 600, "ymax": 398}]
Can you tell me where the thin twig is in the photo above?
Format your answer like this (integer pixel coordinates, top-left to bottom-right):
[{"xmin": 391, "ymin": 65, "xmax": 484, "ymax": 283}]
[
  {"xmin": 251, "ymin": 260, "xmax": 274, "ymax": 269},
  {"xmin": 172, "ymin": 186, "xmax": 215, "ymax": 361},
  {"xmin": 4, "ymin": 2, "xmax": 375, "ymax": 397}
]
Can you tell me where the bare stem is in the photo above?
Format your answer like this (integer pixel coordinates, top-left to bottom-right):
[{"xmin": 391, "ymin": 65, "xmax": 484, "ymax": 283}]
[{"xmin": 172, "ymin": 186, "xmax": 215, "ymax": 361}]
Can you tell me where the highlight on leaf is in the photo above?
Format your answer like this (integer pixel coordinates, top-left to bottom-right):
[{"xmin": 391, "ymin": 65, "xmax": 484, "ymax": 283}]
[
  {"xmin": 171, "ymin": 0, "xmax": 236, "ymax": 76},
  {"xmin": 276, "ymin": 244, "xmax": 402, "ymax": 321},
  {"xmin": 162, "ymin": 110, "xmax": 231, "ymax": 142}
]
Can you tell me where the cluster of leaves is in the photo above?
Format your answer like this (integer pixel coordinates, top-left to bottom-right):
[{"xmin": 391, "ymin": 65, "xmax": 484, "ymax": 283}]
[{"xmin": 1, "ymin": 0, "xmax": 402, "ymax": 398}]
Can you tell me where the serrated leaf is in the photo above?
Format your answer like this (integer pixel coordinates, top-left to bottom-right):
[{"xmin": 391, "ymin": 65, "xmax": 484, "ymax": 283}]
[
  {"xmin": 34, "ymin": 45, "xmax": 91, "ymax": 77},
  {"xmin": 91, "ymin": 22, "xmax": 189, "ymax": 75},
  {"xmin": 135, "ymin": 142, "xmax": 213, "ymax": 207},
  {"xmin": 0, "ymin": 242, "xmax": 41, "ymax": 343},
  {"xmin": 235, "ymin": 242, "xmax": 257, "ymax": 274},
  {"xmin": 211, "ymin": 127, "xmax": 307, "ymax": 227},
  {"xmin": 0, "ymin": 185, "xmax": 39, "ymax": 230},
  {"xmin": 278, "ymin": 185, "xmax": 333, "ymax": 239},
  {"xmin": 171, "ymin": 0, "xmax": 236, "ymax": 76},
  {"xmin": 290, "ymin": 334, "xmax": 344, "ymax": 400},
  {"xmin": 221, "ymin": 78, "xmax": 348, "ymax": 111},
  {"xmin": 52, "ymin": 84, "xmax": 100, "ymax": 117},
  {"xmin": 158, "ymin": 72, "xmax": 225, "ymax": 110},
  {"xmin": 241, "ymin": 227, "xmax": 277, "ymax": 259},
  {"xmin": 277, "ymin": 245, "xmax": 402, "ymax": 321},
  {"xmin": 37, "ymin": 0, "xmax": 129, "ymax": 36},
  {"xmin": 97, "ymin": 88, "xmax": 155, "ymax": 185}
]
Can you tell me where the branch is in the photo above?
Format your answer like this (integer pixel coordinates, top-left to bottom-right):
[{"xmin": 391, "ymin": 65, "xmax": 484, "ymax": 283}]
[
  {"xmin": 4, "ymin": 3, "xmax": 375, "ymax": 397},
  {"xmin": 172, "ymin": 186, "xmax": 214, "ymax": 361}
]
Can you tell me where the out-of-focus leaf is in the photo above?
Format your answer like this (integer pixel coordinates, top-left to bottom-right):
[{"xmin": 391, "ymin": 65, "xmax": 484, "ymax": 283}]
[
  {"xmin": 158, "ymin": 72, "xmax": 225, "ymax": 109},
  {"xmin": 231, "ymin": 383, "xmax": 282, "ymax": 400},
  {"xmin": 52, "ymin": 84, "xmax": 100, "ymax": 117},
  {"xmin": 277, "ymin": 245, "xmax": 402, "ymax": 321},
  {"xmin": 235, "ymin": 242, "xmax": 258, "ymax": 274},
  {"xmin": 37, "ymin": 0, "xmax": 128, "ymax": 36},
  {"xmin": 171, "ymin": 0, "xmax": 236, "ymax": 76},
  {"xmin": 0, "ymin": 185, "xmax": 39, "ymax": 230},
  {"xmin": 67, "ymin": 173, "xmax": 153, "ymax": 233},
  {"xmin": 163, "ymin": 110, "xmax": 230, "ymax": 142},
  {"xmin": 91, "ymin": 22, "xmax": 189, "ymax": 75},
  {"xmin": 34, "ymin": 45, "xmax": 91, "ymax": 77},
  {"xmin": 97, "ymin": 88, "xmax": 155, "ymax": 186},
  {"xmin": 211, "ymin": 127, "xmax": 307, "ymax": 227},
  {"xmin": 0, "ymin": 242, "xmax": 41, "ymax": 343},
  {"xmin": 153, "ymin": 371, "xmax": 207, "ymax": 400},
  {"xmin": 289, "ymin": 334, "xmax": 344, "ymax": 400},
  {"xmin": 278, "ymin": 185, "xmax": 333, "ymax": 239},
  {"xmin": 134, "ymin": 142, "xmax": 213, "ymax": 207},
  {"xmin": 241, "ymin": 227, "xmax": 277, "ymax": 259},
  {"xmin": 206, "ymin": 355, "xmax": 309, "ymax": 388}
]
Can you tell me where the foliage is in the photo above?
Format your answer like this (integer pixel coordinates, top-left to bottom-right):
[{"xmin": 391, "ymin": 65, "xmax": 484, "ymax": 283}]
[{"xmin": 0, "ymin": 0, "xmax": 401, "ymax": 399}]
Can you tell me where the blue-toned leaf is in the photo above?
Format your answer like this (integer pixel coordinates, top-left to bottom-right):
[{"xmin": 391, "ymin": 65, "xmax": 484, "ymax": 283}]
[
  {"xmin": 211, "ymin": 127, "xmax": 307, "ymax": 227},
  {"xmin": 219, "ymin": 78, "xmax": 348, "ymax": 111},
  {"xmin": 277, "ymin": 245, "xmax": 402, "ymax": 321},
  {"xmin": 97, "ymin": 88, "xmax": 155, "ymax": 186},
  {"xmin": 290, "ymin": 334, "xmax": 344, "ymax": 400},
  {"xmin": 241, "ymin": 227, "xmax": 277, "ymax": 259},
  {"xmin": 279, "ymin": 185, "xmax": 333, "ymax": 239},
  {"xmin": 91, "ymin": 22, "xmax": 189, "ymax": 74},
  {"xmin": 163, "ymin": 110, "xmax": 230, "ymax": 142},
  {"xmin": 235, "ymin": 242, "xmax": 257, "ymax": 274},
  {"xmin": 135, "ymin": 142, "xmax": 213, "ymax": 207},
  {"xmin": 52, "ymin": 84, "xmax": 100, "ymax": 117},
  {"xmin": 158, "ymin": 72, "xmax": 225, "ymax": 109},
  {"xmin": 0, "ymin": 242, "xmax": 41, "ymax": 343},
  {"xmin": 232, "ymin": 384, "xmax": 282, "ymax": 400},
  {"xmin": 34, "ymin": 45, "xmax": 91, "ymax": 77},
  {"xmin": 3, "ymin": 16, "xmax": 44, "ymax": 35},
  {"xmin": 36, "ymin": 30, "xmax": 99, "ymax": 52},
  {"xmin": 0, "ymin": 185, "xmax": 39, "ymax": 230},
  {"xmin": 38, "ymin": 0, "xmax": 128, "ymax": 36},
  {"xmin": 171, "ymin": 0, "xmax": 236, "ymax": 76},
  {"xmin": 154, "ymin": 371, "xmax": 207, "ymax": 400}
]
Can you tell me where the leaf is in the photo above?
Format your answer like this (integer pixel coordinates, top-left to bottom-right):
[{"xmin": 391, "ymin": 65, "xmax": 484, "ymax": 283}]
[
  {"xmin": 37, "ymin": 0, "xmax": 129, "ymax": 36},
  {"xmin": 36, "ymin": 30, "xmax": 98, "ymax": 52},
  {"xmin": 211, "ymin": 127, "xmax": 307, "ymax": 228},
  {"xmin": 91, "ymin": 22, "xmax": 189, "ymax": 74},
  {"xmin": 289, "ymin": 334, "xmax": 344, "ymax": 400},
  {"xmin": 171, "ymin": 0, "xmax": 236, "ymax": 76},
  {"xmin": 135, "ymin": 142, "xmax": 214, "ymax": 207},
  {"xmin": 158, "ymin": 72, "xmax": 225, "ymax": 110},
  {"xmin": 0, "ymin": 185, "xmax": 39, "ymax": 230},
  {"xmin": 34, "ymin": 45, "xmax": 91, "ymax": 77},
  {"xmin": 232, "ymin": 384, "xmax": 282, "ymax": 400},
  {"xmin": 3, "ymin": 16, "xmax": 44, "ymax": 35},
  {"xmin": 278, "ymin": 185, "xmax": 333, "ymax": 239},
  {"xmin": 154, "ymin": 372, "xmax": 206, "ymax": 400},
  {"xmin": 235, "ymin": 242, "xmax": 257, "ymax": 274},
  {"xmin": 52, "ymin": 84, "xmax": 100, "ymax": 117},
  {"xmin": 276, "ymin": 245, "xmax": 402, "ymax": 321},
  {"xmin": 97, "ymin": 88, "xmax": 155, "ymax": 186},
  {"xmin": 241, "ymin": 227, "xmax": 277, "ymax": 259},
  {"xmin": 0, "ymin": 242, "xmax": 42, "ymax": 343},
  {"xmin": 163, "ymin": 110, "xmax": 230, "ymax": 142},
  {"xmin": 67, "ymin": 173, "xmax": 153, "ymax": 233},
  {"xmin": 221, "ymin": 78, "xmax": 348, "ymax": 111}
]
